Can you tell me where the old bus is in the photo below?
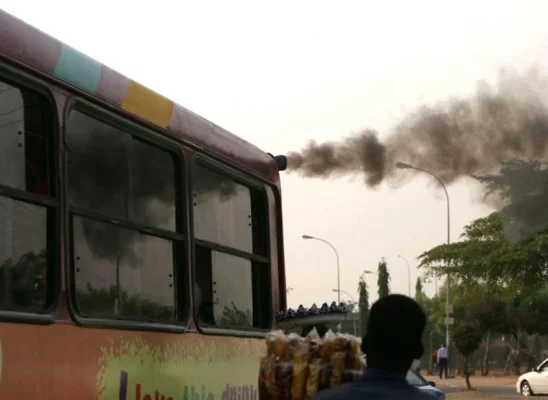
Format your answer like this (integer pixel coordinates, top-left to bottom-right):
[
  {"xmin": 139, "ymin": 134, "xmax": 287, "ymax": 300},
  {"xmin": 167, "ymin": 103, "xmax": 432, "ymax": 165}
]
[{"xmin": 0, "ymin": 9, "xmax": 287, "ymax": 399}]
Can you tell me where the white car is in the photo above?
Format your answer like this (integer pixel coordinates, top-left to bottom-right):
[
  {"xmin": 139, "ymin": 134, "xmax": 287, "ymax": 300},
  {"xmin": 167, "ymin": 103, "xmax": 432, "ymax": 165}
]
[{"xmin": 516, "ymin": 358, "xmax": 548, "ymax": 396}]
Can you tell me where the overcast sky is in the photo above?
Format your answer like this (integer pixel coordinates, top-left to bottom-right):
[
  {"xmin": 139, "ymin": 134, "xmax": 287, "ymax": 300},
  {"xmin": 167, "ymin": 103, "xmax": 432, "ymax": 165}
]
[{"xmin": 3, "ymin": 0, "xmax": 548, "ymax": 307}]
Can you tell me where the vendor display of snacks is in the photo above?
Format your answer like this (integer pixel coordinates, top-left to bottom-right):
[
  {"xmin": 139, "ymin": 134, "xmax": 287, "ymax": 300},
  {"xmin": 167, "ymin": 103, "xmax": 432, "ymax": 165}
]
[
  {"xmin": 276, "ymin": 302, "xmax": 348, "ymax": 323},
  {"xmin": 258, "ymin": 329, "xmax": 365, "ymax": 400}
]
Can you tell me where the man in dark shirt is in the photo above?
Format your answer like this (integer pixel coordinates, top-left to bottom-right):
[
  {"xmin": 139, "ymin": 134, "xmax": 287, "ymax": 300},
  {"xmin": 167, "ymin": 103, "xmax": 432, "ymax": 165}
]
[{"xmin": 313, "ymin": 294, "xmax": 433, "ymax": 400}]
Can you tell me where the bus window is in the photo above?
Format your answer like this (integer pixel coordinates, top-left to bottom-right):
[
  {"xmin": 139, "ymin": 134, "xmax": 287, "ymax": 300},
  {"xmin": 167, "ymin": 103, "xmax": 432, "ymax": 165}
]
[
  {"xmin": 0, "ymin": 78, "xmax": 53, "ymax": 312},
  {"xmin": 192, "ymin": 164, "xmax": 270, "ymax": 330},
  {"xmin": 66, "ymin": 109, "xmax": 181, "ymax": 323}
]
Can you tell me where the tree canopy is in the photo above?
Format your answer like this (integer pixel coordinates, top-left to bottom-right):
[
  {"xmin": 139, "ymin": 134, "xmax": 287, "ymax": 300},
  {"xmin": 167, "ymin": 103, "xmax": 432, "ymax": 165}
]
[
  {"xmin": 377, "ymin": 258, "xmax": 390, "ymax": 298},
  {"xmin": 418, "ymin": 213, "xmax": 548, "ymax": 291},
  {"xmin": 358, "ymin": 274, "xmax": 370, "ymax": 337},
  {"xmin": 415, "ymin": 159, "xmax": 548, "ymax": 384}
]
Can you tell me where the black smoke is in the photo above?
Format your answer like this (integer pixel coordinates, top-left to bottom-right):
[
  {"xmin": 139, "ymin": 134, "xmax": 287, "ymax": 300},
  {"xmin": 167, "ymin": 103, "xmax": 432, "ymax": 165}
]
[{"xmin": 287, "ymin": 68, "xmax": 548, "ymax": 188}]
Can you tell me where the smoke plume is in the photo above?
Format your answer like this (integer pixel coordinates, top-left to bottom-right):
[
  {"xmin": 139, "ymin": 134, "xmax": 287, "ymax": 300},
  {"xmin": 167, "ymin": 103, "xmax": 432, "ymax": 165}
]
[{"xmin": 287, "ymin": 68, "xmax": 548, "ymax": 188}]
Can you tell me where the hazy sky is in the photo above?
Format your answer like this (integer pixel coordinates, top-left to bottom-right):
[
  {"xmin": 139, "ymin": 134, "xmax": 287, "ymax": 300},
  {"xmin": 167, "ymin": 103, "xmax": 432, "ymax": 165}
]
[{"xmin": 3, "ymin": 0, "xmax": 548, "ymax": 307}]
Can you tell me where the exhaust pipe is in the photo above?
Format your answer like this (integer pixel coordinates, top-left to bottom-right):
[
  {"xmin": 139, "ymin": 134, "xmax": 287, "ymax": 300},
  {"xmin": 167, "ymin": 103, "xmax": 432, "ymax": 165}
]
[{"xmin": 267, "ymin": 153, "xmax": 287, "ymax": 171}]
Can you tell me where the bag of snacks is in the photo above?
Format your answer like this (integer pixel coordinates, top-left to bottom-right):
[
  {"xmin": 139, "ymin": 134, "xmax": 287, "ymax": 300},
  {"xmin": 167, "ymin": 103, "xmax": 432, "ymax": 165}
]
[{"xmin": 258, "ymin": 329, "xmax": 365, "ymax": 400}]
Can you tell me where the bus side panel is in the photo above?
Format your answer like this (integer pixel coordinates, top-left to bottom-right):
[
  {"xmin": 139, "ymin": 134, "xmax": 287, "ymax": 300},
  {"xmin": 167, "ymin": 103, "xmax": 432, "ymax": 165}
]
[{"xmin": 0, "ymin": 324, "xmax": 265, "ymax": 399}]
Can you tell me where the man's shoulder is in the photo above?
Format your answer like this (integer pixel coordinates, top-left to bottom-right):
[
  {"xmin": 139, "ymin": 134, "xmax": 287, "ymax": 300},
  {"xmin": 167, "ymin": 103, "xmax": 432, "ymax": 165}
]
[
  {"xmin": 312, "ymin": 381, "xmax": 436, "ymax": 400},
  {"xmin": 312, "ymin": 384, "xmax": 354, "ymax": 400}
]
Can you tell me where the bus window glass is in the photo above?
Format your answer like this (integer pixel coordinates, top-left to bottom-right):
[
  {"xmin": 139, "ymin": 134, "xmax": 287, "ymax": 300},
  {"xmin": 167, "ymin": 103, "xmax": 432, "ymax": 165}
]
[
  {"xmin": 210, "ymin": 251, "xmax": 253, "ymax": 327},
  {"xmin": 67, "ymin": 111, "xmax": 130, "ymax": 217},
  {"xmin": 130, "ymin": 139, "xmax": 176, "ymax": 231},
  {"xmin": 0, "ymin": 198, "xmax": 48, "ymax": 310},
  {"xmin": 67, "ymin": 109, "xmax": 181, "ymax": 324},
  {"xmin": 193, "ymin": 166, "xmax": 253, "ymax": 253},
  {"xmin": 0, "ymin": 81, "xmax": 50, "ymax": 195},
  {"xmin": 67, "ymin": 111, "xmax": 176, "ymax": 231},
  {"xmin": 73, "ymin": 216, "xmax": 176, "ymax": 321},
  {"xmin": 193, "ymin": 163, "xmax": 270, "ymax": 330},
  {"xmin": 0, "ymin": 78, "xmax": 53, "ymax": 313}
]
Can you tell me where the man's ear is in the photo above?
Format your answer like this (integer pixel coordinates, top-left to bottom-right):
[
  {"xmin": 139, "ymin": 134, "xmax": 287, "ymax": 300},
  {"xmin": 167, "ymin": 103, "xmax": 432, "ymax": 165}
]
[{"xmin": 411, "ymin": 342, "xmax": 424, "ymax": 360}]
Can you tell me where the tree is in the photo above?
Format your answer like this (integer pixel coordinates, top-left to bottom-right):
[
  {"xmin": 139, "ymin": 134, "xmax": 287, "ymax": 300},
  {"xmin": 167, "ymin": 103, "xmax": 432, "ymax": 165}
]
[
  {"xmin": 418, "ymin": 213, "xmax": 548, "ymax": 292},
  {"xmin": 358, "ymin": 274, "xmax": 370, "ymax": 336},
  {"xmin": 415, "ymin": 277, "xmax": 424, "ymax": 301},
  {"xmin": 473, "ymin": 158, "xmax": 548, "ymax": 242},
  {"xmin": 452, "ymin": 320, "xmax": 484, "ymax": 389},
  {"xmin": 377, "ymin": 258, "xmax": 390, "ymax": 298}
]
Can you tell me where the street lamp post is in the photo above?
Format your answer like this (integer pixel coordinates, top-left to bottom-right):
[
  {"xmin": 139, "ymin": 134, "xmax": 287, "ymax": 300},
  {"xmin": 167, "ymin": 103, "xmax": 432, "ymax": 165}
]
[
  {"xmin": 333, "ymin": 289, "xmax": 357, "ymax": 335},
  {"xmin": 397, "ymin": 255, "xmax": 411, "ymax": 297},
  {"xmin": 302, "ymin": 235, "xmax": 340, "ymax": 303},
  {"xmin": 361, "ymin": 269, "xmax": 377, "ymax": 275},
  {"xmin": 395, "ymin": 162, "xmax": 451, "ymax": 350}
]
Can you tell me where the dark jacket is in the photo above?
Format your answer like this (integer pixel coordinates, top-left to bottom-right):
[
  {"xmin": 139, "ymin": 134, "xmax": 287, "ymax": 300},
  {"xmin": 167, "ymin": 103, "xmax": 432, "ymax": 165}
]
[{"xmin": 312, "ymin": 369, "xmax": 434, "ymax": 400}]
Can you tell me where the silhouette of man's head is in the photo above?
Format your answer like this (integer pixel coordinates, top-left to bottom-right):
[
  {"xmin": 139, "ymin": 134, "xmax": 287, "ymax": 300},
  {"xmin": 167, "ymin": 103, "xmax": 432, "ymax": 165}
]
[{"xmin": 362, "ymin": 294, "xmax": 427, "ymax": 373}]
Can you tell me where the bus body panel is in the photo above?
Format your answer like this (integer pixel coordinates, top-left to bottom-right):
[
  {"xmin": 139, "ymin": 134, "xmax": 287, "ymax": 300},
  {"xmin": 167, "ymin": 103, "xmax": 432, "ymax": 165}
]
[
  {"xmin": 0, "ymin": 9, "xmax": 278, "ymax": 184},
  {"xmin": 0, "ymin": 323, "xmax": 264, "ymax": 399}
]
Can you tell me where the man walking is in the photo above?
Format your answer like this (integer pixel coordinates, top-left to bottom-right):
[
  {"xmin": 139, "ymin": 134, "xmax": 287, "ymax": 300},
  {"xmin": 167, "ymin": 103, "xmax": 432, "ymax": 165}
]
[{"xmin": 437, "ymin": 344, "xmax": 449, "ymax": 379}]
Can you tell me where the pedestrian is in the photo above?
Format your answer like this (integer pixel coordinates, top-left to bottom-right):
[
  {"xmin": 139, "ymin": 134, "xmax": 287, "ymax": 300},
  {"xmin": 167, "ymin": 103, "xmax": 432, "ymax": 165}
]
[
  {"xmin": 437, "ymin": 344, "xmax": 449, "ymax": 379},
  {"xmin": 431, "ymin": 349, "xmax": 438, "ymax": 375},
  {"xmin": 312, "ymin": 294, "xmax": 433, "ymax": 400}
]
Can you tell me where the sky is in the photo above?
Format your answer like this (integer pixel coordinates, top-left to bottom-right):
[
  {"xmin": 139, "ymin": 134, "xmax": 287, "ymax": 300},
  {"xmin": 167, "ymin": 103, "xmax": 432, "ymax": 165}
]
[{"xmin": 2, "ymin": 0, "xmax": 548, "ymax": 308}]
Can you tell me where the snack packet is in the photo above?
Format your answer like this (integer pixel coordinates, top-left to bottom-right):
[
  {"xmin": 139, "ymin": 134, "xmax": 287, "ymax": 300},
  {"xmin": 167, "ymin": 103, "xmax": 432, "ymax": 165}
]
[
  {"xmin": 319, "ymin": 330, "xmax": 335, "ymax": 362},
  {"xmin": 289, "ymin": 334, "xmax": 309, "ymax": 400},
  {"xmin": 267, "ymin": 330, "xmax": 290, "ymax": 358},
  {"xmin": 347, "ymin": 335, "xmax": 365, "ymax": 371},
  {"xmin": 305, "ymin": 359, "xmax": 321, "ymax": 399},
  {"xmin": 276, "ymin": 361, "xmax": 293, "ymax": 400}
]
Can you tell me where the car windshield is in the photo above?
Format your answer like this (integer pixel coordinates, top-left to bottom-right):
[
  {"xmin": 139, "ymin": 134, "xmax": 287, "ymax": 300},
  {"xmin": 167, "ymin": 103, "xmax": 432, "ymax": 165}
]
[{"xmin": 406, "ymin": 370, "xmax": 428, "ymax": 386}]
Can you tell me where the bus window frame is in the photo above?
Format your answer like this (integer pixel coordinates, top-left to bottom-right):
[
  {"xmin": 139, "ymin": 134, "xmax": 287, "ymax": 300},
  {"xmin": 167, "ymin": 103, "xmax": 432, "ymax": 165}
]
[
  {"xmin": 190, "ymin": 154, "xmax": 273, "ymax": 338},
  {"xmin": 0, "ymin": 61, "xmax": 61, "ymax": 324},
  {"xmin": 63, "ymin": 97, "xmax": 190, "ymax": 333}
]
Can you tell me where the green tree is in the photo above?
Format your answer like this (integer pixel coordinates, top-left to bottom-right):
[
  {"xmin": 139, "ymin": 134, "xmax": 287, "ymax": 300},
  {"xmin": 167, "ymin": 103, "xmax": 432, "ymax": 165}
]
[
  {"xmin": 452, "ymin": 320, "xmax": 484, "ymax": 389},
  {"xmin": 473, "ymin": 158, "xmax": 548, "ymax": 242},
  {"xmin": 415, "ymin": 277, "xmax": 424, "ymax": 301},
  {"xmin": 418, "ymin": 213, "xmax": 548, "ymax": 291},
  {"xmin": 358, "ymin": 274, "xmax": 370, "ymax": 336},
  {"xmin": 377, "ymin": 258, "xmax": 390, "ymax": 298}
]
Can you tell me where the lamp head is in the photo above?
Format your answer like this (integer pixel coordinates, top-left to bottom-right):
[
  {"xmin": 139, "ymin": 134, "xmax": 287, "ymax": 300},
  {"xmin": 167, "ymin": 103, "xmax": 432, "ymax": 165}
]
[{"xmin": 395, "ymin": 162, "xmax": 413, "ymax": 169}]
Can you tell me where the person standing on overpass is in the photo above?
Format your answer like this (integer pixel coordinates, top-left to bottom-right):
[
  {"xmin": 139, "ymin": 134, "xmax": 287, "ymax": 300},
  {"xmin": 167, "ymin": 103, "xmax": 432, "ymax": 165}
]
[{"xmin": 437, "ymin": 344, "xmax": 449, "ymax": 379}]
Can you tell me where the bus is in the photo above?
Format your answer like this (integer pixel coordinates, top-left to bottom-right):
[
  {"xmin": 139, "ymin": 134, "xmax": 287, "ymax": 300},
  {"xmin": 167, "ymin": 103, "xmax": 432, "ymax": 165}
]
[{"xmin": 0, "ymin": 9, "xmax": 287, "ymax": 399}]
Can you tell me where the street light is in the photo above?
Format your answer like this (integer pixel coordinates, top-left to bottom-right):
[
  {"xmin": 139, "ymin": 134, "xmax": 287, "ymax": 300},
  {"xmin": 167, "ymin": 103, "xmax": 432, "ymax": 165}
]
[
  {"xmin": 361, "ymin": 270, "xmax": 377, "ymax": 275},
  {"xmin": 332, "ymin": 289, "xmax": 355, "ymax": 304},
  {"xmin": 333, "ymin": 289, "xmax": 357, "ymax": 335},
  {"xmin": 396, "ymin": 162, "xmax": 452, "ymax": 350},
  {"xmin": 302, "ymin": 234, "xmax": 341, "ymax": 303},
  {"xmin": 397, "ymin": 255, "xmax": 411, "ymax": 297}
]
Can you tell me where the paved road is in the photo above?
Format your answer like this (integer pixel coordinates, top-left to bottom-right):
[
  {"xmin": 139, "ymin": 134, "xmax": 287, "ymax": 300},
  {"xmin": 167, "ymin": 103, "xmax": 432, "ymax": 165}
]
[{"xmin": 442, "ymin": 385, "xmax": 517, "ymax": 397}]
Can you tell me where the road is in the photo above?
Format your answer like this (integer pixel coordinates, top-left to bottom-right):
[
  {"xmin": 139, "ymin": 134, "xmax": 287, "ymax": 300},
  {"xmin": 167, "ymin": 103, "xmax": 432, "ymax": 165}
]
[
  {"xmin": 442, "ymin": 385, "xmax": 516, "ymax": 397},
  {"xmin": 428, "ymin": 376, "xmax": 519, "ymax": 397}
]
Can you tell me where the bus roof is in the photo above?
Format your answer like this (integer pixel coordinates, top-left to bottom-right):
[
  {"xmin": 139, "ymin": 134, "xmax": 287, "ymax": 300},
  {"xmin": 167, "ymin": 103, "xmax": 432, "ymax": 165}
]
[{"xmin": 0, "ymin": 9, "xmax": 277, "ymax": 181}]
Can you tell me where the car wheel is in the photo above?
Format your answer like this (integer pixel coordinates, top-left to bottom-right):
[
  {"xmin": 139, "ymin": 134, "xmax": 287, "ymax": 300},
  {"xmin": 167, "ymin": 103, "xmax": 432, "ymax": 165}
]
[{"xmin": 521, "ymin": 381, "xmax": 534, "ymax": 397}]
